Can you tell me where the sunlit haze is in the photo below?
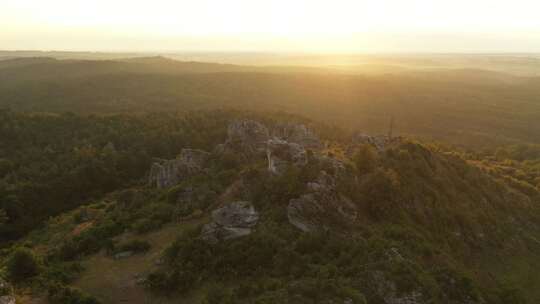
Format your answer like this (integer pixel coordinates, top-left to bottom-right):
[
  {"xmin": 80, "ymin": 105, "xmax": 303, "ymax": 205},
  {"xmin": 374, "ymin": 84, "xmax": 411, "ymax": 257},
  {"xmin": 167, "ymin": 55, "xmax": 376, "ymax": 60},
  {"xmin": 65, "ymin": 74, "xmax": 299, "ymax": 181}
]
[{"xmin": 2, "ymin": 0, "xmax": 540, "ymax": 52}]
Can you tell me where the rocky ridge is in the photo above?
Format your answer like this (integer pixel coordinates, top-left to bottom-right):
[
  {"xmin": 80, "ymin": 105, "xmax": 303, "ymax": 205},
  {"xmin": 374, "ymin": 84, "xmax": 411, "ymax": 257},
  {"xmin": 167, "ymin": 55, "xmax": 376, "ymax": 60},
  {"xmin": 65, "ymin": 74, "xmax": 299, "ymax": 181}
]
[{"xmin": 148, "ymin": 119, "xmax": 394, "ymax": 236}]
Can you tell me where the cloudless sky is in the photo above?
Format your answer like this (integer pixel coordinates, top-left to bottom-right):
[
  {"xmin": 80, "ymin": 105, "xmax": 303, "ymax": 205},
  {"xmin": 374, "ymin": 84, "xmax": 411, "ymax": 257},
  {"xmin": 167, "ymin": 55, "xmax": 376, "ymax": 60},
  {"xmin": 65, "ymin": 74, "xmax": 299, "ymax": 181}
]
[{"xmin": 1, "ymin": 0, "xmax": 540, "ymax": 52}]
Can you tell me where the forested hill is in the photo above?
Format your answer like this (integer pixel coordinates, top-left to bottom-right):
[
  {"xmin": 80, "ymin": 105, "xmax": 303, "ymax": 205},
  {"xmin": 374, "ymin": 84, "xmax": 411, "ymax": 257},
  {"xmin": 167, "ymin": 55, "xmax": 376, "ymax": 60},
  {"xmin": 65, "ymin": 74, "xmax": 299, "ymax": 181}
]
[
  {"xmin": 0, "ymin": 110, "xmax": 539, "ymax": 304},
  {"xmin": 1, "ymin": 57, "xmax": 540, "ymax": 149}
]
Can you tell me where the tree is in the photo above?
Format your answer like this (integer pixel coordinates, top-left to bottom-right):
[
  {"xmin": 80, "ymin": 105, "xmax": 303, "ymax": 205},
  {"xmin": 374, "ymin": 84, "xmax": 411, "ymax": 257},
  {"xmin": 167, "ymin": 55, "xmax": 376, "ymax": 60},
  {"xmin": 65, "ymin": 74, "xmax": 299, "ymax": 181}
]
[
  {"xmin": 6, "ymin": 247, "xmax": 40, "ymax": 282},
  {"xmin": 0, "ymin": 209, "xmax": 7, "ymax": 226},
  {"xmin": 353, "ymin": 145, "xmax": 379, "ymax": 174}
]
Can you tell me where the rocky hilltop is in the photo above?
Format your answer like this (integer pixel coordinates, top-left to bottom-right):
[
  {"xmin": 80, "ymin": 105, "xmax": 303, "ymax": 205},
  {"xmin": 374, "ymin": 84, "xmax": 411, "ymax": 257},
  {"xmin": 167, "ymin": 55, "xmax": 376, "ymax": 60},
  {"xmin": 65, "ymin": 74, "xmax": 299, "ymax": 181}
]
[
  {"xmin": 3, "ymin": 116, "xmax": 540, "ymax": 304},
  {"xmin": 148, "ymin": 119, "xmax": 387, "ymax": 236}
]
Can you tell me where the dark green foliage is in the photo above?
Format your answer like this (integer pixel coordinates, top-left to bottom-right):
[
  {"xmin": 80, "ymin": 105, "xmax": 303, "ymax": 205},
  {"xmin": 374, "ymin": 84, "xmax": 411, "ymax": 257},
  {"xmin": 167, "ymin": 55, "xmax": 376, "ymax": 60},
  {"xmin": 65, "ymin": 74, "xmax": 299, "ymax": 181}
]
[
  {"xmin": 54, "ymin": 219, "xmax": 124, "ymax": 260},
  {"xmin": 204, "ymin": 283, "xmax": 234, "ymax": 304},
  {"xmin": 6, "ymin": 247, "xmax": 40, "ymax": 282},
  {"xmin": 41, "ymin": 262, "xmax": 84, "ymax": 285},
  {"xmin": 113, "ymin": 240, "xmax": 151, "ymax": 255},
  {"xmin": 352, "ymin": 144, "xmax": 379, "ymax": 174},
  {"xmin": 47, "ymin": 283, "xmax": 101, "ymax": 304},
  {"xmin": 132, "ymin": 218, "xmax": 163, "ymax": 234}
]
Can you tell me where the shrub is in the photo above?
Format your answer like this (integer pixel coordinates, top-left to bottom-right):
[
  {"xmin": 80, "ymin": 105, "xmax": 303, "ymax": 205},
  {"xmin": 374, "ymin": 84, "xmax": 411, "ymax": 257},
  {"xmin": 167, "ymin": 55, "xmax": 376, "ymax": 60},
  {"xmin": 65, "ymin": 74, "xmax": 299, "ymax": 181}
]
[
  {"xmin": 6, "ymin": 247, "xmax": 40, "ymax": 282},
  {"xmin": 48, "ymin": 283, "xmax": 100, "ymax": 304},
  {"xmin": 115, "ymin": 240, "xmax": 151, "ymax": 254},
  {"xmin": 204, "ymin": 283, "xmax": 234, "ymax": 304},
  {"xmin": 132, "ymin": 218, "xmax": 162, "ymax": 234},
  {"xmin": 353, "ymin": 144, "xmax": 379, "ymax": 174}
]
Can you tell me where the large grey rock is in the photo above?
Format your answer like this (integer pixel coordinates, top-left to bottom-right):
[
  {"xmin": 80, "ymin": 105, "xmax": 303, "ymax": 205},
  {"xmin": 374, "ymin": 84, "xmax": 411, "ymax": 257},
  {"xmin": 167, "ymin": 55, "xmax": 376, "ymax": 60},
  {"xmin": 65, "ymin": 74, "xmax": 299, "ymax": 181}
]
[
  {"xmin": 266, "ymin": 138, "xmax": 307, "ymax": 175},
  {"xmin": 201, "ymin": 201, "xmax": 259, "ymax": 243},
  {"xmin": 273, "ymin": 123, "xmax": 322, "ymax": 149},
  {"xmin": 287, "ymin": 171, "xmax": 357, "ymax": 232},
  {"xmin": 218, "ymin": 120, "xmax": 270, "ymax": 156},
  {"xmin": 148, "ymin": 148, "xmax": 210, "ymax": 188}
]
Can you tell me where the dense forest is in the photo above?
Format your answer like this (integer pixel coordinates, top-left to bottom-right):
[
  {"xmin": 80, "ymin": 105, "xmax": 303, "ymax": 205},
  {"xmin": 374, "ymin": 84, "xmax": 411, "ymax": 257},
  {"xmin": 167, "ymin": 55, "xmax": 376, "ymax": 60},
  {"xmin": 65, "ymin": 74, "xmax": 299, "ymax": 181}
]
[
  {"xmin": 1, "ymin": 55, "xmax": 540, "ymax": 304},
  {"xmin": 1, "ymin": 57, "xmax": 540, "ymax": 149},
  {"xmin": 1, "ymin": 109, "xmax": 540, "ymax": 304}
]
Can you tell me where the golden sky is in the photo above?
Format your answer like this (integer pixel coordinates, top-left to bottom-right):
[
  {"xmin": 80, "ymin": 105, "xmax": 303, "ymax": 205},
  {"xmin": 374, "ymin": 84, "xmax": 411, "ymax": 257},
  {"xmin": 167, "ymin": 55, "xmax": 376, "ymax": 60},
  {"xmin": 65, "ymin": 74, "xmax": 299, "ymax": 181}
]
[{"xmin": 2, "ymin": 0, "xmax": 540, "ymax": 52}]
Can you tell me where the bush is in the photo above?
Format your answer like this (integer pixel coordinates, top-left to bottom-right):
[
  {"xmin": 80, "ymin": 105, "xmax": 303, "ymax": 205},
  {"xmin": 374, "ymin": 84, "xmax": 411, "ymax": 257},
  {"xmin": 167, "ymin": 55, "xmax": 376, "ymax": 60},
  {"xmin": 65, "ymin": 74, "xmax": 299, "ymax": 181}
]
[
  {"xmin": 6, "ymin": 247, "xmax": 40, "ymax": 282},
  {"xmin": 48, "ymin": 283, "xmax": 101, "ymax": 304},
  {"xmin": 204, "ymin": 283, "xmax": 234, "ymax": 304},
  {"xmin": 132, "ymin": 218, "xmax": 162, "ymax": 234},
  {"xmin": 115, "ymin": 240, "xmax": 151, "ymax": 254}
]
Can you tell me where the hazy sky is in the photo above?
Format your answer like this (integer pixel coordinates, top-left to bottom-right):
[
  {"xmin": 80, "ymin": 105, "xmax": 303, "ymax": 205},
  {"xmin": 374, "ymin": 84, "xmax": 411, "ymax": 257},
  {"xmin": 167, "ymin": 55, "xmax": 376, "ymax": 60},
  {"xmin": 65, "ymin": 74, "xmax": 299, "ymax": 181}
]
[{"xmin": 2, "ymin": 0, "xmax": 540, "ymax": 52}]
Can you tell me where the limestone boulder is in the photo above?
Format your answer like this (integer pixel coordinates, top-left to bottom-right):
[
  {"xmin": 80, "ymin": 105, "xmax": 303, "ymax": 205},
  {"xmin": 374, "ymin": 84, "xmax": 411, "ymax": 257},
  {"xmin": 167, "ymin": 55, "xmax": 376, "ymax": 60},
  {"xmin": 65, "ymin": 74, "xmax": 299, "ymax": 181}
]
[
  {"xmin": 266, "ymin": 138, "xmax": 307, "ymax": 175},
  {"xmin": 218, "ymin": 120, "xmax": 270, "ymax": 156},
  {"xmin": 148, "ymin": 148, "xmax": 210, "ymax": 188},
  {"xmin": 201, "ymin": 201, "xmax": 259, "ymax": 243},
  {"xmin": 273, "ymin": 123, "xmax": 322, "ymax": 149},
  {"xmin": 287, "ymin": 171, "xmax": 357, "ymax": 232}
]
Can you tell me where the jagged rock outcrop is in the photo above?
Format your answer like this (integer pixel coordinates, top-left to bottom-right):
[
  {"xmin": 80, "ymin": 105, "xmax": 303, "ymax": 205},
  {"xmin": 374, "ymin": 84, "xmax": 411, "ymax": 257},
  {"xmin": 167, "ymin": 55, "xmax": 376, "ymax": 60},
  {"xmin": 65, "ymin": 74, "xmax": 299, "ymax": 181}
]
[
  {"xmin": 148, "ymin": 148, "xmax": 210, "ymax": 188},
  {"xmin": 287, "ymin": 171, "xmax": 357, "ymax": 232},
  {"xmin": 201, "ymin": 201, "xmax": 259, "ymax": 243},
  {"xmin": 351, "ymin": 133, "xmax": 394, "ymax": 152},
  {"xmin": 273, "ymin": 123, "xmax": 322, "ymax": 149},
  {"xmin": 216, "ymin": 120, "xmax": 270, "ymax": 156},
  {"xmin": 0, "ymin": 279, "xmax": 15, "ymax": 304},
  {"xmin": 266, "ymin": 138, "xmax": 307, "ymax": 175}
]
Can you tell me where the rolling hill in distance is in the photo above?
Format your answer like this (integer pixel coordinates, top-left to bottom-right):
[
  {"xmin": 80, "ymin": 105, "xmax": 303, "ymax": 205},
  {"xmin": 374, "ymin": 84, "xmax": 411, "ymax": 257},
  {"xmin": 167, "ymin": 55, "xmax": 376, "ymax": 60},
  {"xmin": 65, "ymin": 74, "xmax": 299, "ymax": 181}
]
[{"xmin": 1, "ymin": 53, "xmax": 540, "ymax": 149}]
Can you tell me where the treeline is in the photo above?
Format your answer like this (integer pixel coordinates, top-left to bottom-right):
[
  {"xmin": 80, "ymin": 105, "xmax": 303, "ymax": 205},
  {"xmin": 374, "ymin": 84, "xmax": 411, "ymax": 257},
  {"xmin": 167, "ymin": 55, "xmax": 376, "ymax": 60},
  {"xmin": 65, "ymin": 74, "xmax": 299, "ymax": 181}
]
[{"xmin": 2, "ymin": 57, "xmax": 540, "ymax": 149}]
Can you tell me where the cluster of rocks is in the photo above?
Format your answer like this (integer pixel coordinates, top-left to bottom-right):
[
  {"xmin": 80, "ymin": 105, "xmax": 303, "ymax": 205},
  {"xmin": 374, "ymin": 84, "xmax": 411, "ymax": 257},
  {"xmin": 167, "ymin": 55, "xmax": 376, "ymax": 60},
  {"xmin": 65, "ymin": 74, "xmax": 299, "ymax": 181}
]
[
  {"xmin": 215, "ymin": 120, "xmax": 270, "ymax": 156},
  {"xmin": 272, "ymin": 123, "xmax": 323, "ymax": 149},
  {"xmin": 266, "ymin": 138, "xmax": 307, "ymax": 175},
  {"xmin": 148, "ymin": 148, "xmax": 210, "ymax": 188},
  {"xmin": 201, "ymin": 201, "xmax": 259, "ymax": 243},
  {"xmin": 149, "ymin": 119, "xmax": 324, "ymax": 189},
  {"xmin": 147, "ymin": 119, "xmax": 369, "ymax": 238}
]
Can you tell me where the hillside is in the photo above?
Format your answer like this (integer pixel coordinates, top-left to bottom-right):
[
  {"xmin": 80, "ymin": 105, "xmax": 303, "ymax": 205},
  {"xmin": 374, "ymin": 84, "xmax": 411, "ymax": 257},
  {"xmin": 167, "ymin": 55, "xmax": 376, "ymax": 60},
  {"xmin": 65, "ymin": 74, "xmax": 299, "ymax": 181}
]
[
  {"xmin": 1, "ymin": 111, "xmax": 539, "ymax": 304},
  {"xmin": 1, "ymin": 57, "xmax": 540, "ymax": 149}
]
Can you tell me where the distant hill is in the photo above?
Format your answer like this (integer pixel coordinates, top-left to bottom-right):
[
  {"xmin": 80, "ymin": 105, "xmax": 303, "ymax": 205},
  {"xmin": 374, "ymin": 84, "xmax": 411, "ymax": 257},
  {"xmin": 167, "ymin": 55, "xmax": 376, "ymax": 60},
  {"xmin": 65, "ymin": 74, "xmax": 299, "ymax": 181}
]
[{"xmin": 1, "ymin": 57, "xmax": 540, "ymax": 149}]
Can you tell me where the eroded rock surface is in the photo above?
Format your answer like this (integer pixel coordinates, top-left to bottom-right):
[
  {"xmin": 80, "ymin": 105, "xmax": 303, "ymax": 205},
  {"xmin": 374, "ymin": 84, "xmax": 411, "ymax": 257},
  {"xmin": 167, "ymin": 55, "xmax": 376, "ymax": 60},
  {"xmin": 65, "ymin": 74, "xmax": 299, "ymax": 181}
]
[
  {"xmin": 217, "ymin": 120, "xmax": 270, "ymax": 156},
  {"xmin": 201, "ymin": 201, "xmax": 259, "ymax": 243},
  {"xmin": 288, "ymin": 170, "xmax": 357, "ymax": 232},
  {"xmin": 266, "ymin": 138, "xmax": 307, "ymax": 175},
  {"xmin": 273, "ymin": 123, "xmax": 322, "ymax": 149},
  {"xmin": 148, "ymin": 148, "xmax": 210, "ymax": 188}
]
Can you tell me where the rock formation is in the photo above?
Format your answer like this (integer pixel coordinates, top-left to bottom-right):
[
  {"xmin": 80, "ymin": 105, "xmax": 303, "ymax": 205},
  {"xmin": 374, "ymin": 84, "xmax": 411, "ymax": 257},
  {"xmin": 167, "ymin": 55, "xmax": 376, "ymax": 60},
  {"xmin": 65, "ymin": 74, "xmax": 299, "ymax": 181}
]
[
  {"xmin": 216, "ymin": 119, "xmax": 270, "ymax": 157},
  {"xmin": 148, "ymin": 148, "xmax": 210, "ymax": 188},
  {"xmin": 350, "ymin": 133, "xmax": 395, "ymax": 152},
  {"xmin": 266, "ymin": 138, "xmax": 307, "ymax": 175},
  {"xmin": 272, "ymin": 123, "xmax": 322, "ymax": 149},
  {"xmin": 287, "ymin": 170, "xmax": 357, "ymax": 232},
  {"xmin": 201, "ymin": 201, "xmax": 259, "ymax": 243}
]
